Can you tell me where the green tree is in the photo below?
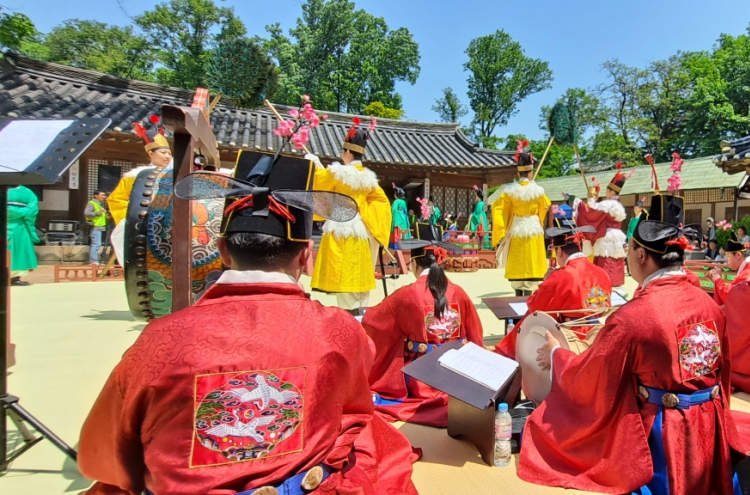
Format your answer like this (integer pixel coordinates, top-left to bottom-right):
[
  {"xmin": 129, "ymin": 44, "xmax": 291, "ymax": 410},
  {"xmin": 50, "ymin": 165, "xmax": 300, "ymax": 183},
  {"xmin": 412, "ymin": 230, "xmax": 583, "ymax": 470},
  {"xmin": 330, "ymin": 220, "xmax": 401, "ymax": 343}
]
[
  {"xmin": 42, "ymin": 20, "xmax": 155, "ymax": 80},
  {"xmin": 432, "ymin": 87, "xmax": 468, "ymax": 123},
  {"xmin": 0, "ymin": 9, "xmax": 37, "ymax": 51},
  {"xmin": 135, "ymin": 0, "xmax": 246, "ymax": 88},
  {"xmin": 261, "ymin": 0, "xmax": 420, "ymax": 113},
  {"xmin": 206, "ymin": 38, "xmax": 279, "ymax": 108},
  {"xmin": 501, "ymin": 134, "xmax": 577, "ymax": 179},
  {"xmin": 363, "ymin": 101, "xmax": 403, "ymax": 119},
  {"xmin": 464, "ymin": 30, "xmax": 553, "ymax": 146},
  {"xmin": 539, "ymin": 88, "xmax": 605, "ymax": 139}
]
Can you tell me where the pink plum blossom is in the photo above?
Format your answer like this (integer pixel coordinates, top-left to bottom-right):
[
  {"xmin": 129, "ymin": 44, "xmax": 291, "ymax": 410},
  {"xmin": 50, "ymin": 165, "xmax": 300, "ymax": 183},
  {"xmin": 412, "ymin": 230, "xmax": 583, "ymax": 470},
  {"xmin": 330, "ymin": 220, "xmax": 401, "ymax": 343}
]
[
  {"xmin": 273, "ymin": 119, "xmax": 295, "ymax": 138},
  {"xmin": 666, "ymin": 174, "xmax": 682, "ymax": 192}
]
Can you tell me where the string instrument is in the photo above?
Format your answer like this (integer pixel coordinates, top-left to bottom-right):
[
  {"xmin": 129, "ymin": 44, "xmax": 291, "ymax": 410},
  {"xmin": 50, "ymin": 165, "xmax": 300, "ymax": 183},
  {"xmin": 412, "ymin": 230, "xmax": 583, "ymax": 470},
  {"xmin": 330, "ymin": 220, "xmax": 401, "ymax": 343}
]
[{"xmin": 684, "ymin": 260, "xmax": 736, "ymax": 294}]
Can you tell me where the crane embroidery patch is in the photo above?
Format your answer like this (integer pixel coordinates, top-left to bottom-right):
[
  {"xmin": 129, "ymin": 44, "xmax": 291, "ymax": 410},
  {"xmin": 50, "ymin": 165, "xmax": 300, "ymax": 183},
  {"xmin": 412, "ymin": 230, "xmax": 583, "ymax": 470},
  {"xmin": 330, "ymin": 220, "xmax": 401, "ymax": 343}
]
[
  {"xmin": 677, "ymin": 321, "xmax": 721, "ymax": 381},
  {"xmin": 584, "ymin": 286, "xmax": 611, "ymax": 310},
  {"xmin": 423, "ymin": 303, "xmax": 461, "ymax": 340},
  {"xmin": 191, "ymin": 368, "xmax": 305, "ymax": 467}
]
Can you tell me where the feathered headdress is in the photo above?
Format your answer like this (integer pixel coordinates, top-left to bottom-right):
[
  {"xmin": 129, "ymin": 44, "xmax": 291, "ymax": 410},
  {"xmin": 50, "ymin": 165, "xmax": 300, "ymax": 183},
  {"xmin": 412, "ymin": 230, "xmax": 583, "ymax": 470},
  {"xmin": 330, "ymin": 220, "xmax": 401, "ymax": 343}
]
[
  {"xmin": 607, "ymin": 162, "xmax": 633, "ymax": 194},
  {"xmin": 514, "ymin": 139, "xmax": 530, "ymax": 163},
  {"xmin": 133, "ymin": 115, "xmax": 170, "ymax": 152},
  {"xmin": 343, "ymin": 116, "xmax": 376, "ymax": 156}
]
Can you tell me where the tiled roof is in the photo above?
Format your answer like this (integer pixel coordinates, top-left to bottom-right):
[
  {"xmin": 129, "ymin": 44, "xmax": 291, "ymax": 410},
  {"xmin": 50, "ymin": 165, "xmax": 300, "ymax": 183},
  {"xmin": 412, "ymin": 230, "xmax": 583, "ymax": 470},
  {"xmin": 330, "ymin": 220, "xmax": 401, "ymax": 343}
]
[
  {"xmin": 714, "ymin": 135, "xmax": 750, "ymax": 175},
  {"xmin": 0, "ymin": 54, "xmax": 516, "ymax": 170},
  {"xmin": 536, "ymin": 157, "xmax": 747, "ymax": 201}
]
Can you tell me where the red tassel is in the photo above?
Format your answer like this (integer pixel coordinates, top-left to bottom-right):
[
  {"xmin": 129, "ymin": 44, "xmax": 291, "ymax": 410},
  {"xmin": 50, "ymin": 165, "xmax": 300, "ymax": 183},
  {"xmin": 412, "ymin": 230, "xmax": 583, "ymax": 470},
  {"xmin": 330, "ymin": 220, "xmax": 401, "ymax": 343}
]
[
  {"xmin": 133, "ymin": 122, "xmax": 151, "ymax": 143},
  {"xmin": 149, "ymin": 115, "xmax": 160, "ymax": 124}
]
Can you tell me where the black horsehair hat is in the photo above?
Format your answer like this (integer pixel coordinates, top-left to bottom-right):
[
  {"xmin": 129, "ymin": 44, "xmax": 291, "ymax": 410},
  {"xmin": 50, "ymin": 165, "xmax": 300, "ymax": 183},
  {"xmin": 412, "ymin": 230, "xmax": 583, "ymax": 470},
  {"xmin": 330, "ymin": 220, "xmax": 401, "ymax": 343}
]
[
  {"xmin": 400, "ymin": 222, "xmax": 465, "ymax": 259},
  {"xmin": 725, "ymin": 230, "xmax": 748, "ymax": 254},
  {"xmin": 174, "ymin": 150, "xmax": 358, "ymax": 242},
  {"xmin": 632, "ymin": 221, "xmax": 696, "ymax": 254},
  {"xmin": 546, "ymin": 225, "xmax": 595, "ymax": 249},
  {"xmin": 343, "ymin": 117, "xmax": 374, "ymax": 156}
]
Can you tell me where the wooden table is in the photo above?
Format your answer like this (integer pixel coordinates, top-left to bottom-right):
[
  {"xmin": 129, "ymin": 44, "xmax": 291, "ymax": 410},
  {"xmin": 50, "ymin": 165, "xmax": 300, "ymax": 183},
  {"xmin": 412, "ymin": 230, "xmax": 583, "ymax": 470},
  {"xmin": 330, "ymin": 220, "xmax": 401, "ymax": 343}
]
[{"xmin": 482, "ymin": 296, "xmax": 529, "ymax": 335}]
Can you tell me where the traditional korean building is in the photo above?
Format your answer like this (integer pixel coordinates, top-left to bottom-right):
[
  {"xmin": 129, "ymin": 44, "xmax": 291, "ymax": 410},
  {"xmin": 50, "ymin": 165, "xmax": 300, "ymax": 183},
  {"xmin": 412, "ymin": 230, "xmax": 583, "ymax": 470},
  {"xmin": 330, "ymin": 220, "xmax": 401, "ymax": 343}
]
[
  {"xmin": 535, "ymin": 157, "xmax": 749, "ymax": 227},
  {"xmin": 0, "ymin": 53, "xmax": 517, "ymax": 237}
]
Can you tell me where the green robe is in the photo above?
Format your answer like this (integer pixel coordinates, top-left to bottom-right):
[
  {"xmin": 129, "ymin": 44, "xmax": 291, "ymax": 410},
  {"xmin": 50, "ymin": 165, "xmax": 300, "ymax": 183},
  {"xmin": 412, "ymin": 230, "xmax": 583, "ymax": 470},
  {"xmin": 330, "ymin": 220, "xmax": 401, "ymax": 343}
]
[
  {"xmin": 430, "ymin": 205, "xmax": 441, "ymax": 225},
  {"xmin": 7, "ymin": 186, "xmax": 39, "ymax": 272},
  {"xmin": 469, "ymin": 200, "xmax": 491, "ymax": 248},
  {"xmin": 391, "ymin": 198, "xmax": 411, "ymax": 239},
  {"xmin": 627, "ymin": 211, "xmax": 647, "ymax": 240}
]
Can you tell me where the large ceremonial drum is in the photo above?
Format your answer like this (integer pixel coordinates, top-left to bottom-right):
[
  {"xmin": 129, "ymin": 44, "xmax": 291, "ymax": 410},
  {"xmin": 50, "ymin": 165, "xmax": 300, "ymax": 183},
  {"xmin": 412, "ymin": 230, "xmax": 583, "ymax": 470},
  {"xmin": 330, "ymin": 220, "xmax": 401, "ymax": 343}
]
[
  {"xmin": 516, "ymin": 312, "xmax": 570, "ymax": 405},
  {"xmin": 124, "ymin": 167, "xmax": 224, "ymax": 321}
]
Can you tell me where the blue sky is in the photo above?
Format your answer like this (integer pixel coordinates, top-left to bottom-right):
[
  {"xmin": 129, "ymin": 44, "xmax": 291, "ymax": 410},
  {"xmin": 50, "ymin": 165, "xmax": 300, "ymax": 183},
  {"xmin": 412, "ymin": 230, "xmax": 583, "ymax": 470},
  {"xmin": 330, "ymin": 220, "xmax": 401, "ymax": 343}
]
[{"xmin": 10, "ymin": 0, "xmax": 750, "ymax": 139}]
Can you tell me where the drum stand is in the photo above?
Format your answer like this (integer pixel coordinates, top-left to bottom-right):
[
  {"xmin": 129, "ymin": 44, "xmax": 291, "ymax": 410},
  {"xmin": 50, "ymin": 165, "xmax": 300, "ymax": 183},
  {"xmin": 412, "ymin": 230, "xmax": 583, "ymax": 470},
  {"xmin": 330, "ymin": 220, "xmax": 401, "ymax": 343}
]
[{"xmin": 0, "ymin": 185, "xmax": 77, "ymax": 472}]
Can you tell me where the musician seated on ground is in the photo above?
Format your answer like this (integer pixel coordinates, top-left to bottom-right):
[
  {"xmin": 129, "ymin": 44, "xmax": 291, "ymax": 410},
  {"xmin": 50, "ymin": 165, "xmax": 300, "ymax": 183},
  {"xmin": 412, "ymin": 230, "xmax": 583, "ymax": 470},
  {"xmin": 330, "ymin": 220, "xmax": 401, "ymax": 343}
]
[
  {"xmin": 77, "ymin": 155, "xmax": 419, "ymax": 495},
  {"xmin": 521, "ymin": 221, "xmax": 747, "ymax": 495},
  {"xmin": 362, "ymin": 224, "xmax": 483, "ymax": 428},
  {"xmin": 710, "ymin": 230, "xmax": 750, "ymax": 306},
  {"xmin": 494, "ymin": 226, "xmax": 612, "ymax": 361}
]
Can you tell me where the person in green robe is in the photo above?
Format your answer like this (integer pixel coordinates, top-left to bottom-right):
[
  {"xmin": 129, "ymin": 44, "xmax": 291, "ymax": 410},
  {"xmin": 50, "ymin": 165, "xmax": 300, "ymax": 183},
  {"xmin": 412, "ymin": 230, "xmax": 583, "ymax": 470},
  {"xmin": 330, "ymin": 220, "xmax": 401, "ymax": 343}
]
[
  {"xmin": 626, "ymin": 198, "xmax": 648, "ymax": 240},
  {"xmin": 7, "ymin": 185, "xmax": 39, "ymax": 286},
  {"xmin": 428, "ymin": 196, "xmax": 441, "ymax": 225},
  {"xmin": 390, "ymin": 184, "xmax": 411, "ymax": 245},
  {"xmin": 469, "ymin": 187, "xmax": 490, "ymax": 248}
]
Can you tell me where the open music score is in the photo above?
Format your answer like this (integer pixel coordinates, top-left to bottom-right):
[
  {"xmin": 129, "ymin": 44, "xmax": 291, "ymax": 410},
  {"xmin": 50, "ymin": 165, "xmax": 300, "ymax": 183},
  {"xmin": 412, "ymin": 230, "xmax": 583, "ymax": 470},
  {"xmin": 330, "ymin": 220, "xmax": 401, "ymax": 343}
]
[{"xmin": 438, "ymin": 342, "xmax": 519, "ymax": 391}]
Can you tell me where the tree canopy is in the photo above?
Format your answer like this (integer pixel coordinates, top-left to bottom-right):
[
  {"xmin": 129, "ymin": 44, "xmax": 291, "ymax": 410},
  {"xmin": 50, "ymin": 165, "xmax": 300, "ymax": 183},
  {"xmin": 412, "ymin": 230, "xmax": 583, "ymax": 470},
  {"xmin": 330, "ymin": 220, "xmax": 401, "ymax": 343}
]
[{"xmin": 432, "ymin": 87, "xmax": 468, "ymax": 123}]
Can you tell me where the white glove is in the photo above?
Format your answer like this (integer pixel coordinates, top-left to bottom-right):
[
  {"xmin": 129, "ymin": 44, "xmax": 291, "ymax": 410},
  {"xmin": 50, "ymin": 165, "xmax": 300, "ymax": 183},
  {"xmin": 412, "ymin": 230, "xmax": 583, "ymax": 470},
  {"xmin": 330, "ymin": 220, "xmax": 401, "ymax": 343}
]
[{"xmin": 305, "ymin": 153, "xmax": 323, "ymax": 169}]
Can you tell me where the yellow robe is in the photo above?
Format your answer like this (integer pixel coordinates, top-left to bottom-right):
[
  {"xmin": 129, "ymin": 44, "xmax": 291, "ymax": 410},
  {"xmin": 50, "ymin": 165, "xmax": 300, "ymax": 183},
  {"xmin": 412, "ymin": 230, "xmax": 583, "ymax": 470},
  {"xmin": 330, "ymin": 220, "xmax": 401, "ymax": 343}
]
[
  {"xmin": 496, "ymin": 180, "xmax": 550, "ymax": 281},
  {"xmin": 108, "ymin": 166, "xmax": 156, "ymax": 225},
  {"xmin": 491, "ymin": 198, "xmax": 505, "ymax": 248},
  {"xmin": 311, "ymin": 161, "xmax": 391, "ymax": 293}
]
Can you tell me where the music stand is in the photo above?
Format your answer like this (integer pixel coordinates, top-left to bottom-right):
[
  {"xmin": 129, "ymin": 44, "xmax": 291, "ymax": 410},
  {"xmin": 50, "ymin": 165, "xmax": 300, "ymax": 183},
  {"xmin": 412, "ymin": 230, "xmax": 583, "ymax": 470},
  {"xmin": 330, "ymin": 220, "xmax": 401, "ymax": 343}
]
[{"xmin": 0, "ymin": 118, "xmax": 110, "ymax": 472}]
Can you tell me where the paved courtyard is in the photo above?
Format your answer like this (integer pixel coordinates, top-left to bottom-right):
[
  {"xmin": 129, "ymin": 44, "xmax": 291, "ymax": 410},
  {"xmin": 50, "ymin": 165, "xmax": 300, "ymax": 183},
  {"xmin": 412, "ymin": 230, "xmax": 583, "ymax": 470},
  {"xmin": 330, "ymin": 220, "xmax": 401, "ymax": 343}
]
[{"xmin": 1, "ymin": 267, "xmax": 747, "ymax": 494}]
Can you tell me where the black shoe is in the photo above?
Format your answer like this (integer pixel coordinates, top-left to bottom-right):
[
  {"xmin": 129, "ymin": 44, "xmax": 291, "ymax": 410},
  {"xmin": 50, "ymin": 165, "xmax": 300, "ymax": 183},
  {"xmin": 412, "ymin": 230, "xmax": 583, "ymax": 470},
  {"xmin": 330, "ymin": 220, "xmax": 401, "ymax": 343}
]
[
  {"xmin": 11, "ymin": 279, "xmax": 30, "ymax": 286},
  {"xmin": 514, "ymin": 289, "xmax": 524, "ymax": 297}
]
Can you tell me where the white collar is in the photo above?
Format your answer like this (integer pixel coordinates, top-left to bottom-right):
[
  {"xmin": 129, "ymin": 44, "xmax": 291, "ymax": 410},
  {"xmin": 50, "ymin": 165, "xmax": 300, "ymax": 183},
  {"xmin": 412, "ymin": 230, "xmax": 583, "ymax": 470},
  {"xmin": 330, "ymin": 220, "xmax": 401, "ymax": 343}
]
[
  {"xmin": 641, "ymin": 266, "xmax": 685, "ymax": 290},
  {"xmin": 216, "ymin": 270, "xmax": 297, "ymax": 285},
  {"xmin": 419, "ymin": 268, "xmax": 430, "ymax": 277},
  {"xmin": 562, "ymin": 252, "xmax": 586, "ymax": 267}
]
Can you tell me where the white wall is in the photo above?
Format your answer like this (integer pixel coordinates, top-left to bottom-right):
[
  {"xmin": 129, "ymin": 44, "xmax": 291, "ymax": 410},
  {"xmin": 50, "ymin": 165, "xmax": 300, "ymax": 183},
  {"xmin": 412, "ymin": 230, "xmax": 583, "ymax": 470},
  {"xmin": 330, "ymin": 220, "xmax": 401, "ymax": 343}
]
[{"xmin": 38, "ymin": 189, "xmax": 70, "ymax": 211}]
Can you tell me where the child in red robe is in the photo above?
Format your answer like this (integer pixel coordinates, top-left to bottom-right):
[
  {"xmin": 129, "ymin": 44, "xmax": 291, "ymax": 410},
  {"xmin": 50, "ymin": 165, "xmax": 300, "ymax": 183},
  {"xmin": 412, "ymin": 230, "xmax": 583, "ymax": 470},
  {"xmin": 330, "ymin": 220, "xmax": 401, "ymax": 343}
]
[
  {"xmin": 362, "ymin": 223, "xmax": 483, "ymax": 427},
  {"xmin": 77, "ymin": 152, "xmax": 419, "ymax": 495},
  {"xmin": 525, "ymin": 220, "xmax": 748, "ymax": 495}
]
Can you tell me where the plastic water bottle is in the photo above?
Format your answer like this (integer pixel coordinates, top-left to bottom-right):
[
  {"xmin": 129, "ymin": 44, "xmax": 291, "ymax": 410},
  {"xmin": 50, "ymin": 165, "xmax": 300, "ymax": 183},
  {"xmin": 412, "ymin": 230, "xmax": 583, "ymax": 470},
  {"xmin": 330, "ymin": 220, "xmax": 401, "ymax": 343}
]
[{"xmin": 494, "ymin": 402, "xmax": 512, "ymax": 467}]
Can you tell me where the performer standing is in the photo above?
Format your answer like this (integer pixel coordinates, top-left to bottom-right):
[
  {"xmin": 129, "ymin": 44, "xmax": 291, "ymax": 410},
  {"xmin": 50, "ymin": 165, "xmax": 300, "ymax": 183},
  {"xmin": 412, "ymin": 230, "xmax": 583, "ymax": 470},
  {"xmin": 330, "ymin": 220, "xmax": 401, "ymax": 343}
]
[
  {"xmin": 468, "ymin": 185, "xmax": 489, "ymax": 242},
  {"xmin": 78, "ymin": 152, "xmax": 418, "ymax": 495},
  {"xmin": 108, "ymin": 122, "xmax": 172, "ymax": 266},
  {"xmin": 709, "ymin": 231, "xmax": 750, "ymax": 305},
  {"xmin": 390, "ymin": 183, "xmax": 411, "ymax": 244},
  {"xmin": 522, "ymin": 220, "xmax": 747, "ymax": 495},
  {"xmin": 363, "ymin": 224, "xmax": 483, "ymax": 427},
  {"xmin": 627, "ymin": 197, "xmax": 648, "ymax": 241},
  {"xmin": 426, "ymin": 196, "xmax": 441, "ymax": 225},
  {"xmin": 310, "ymin": 118, "xmax": 391, "ymax": 310},
  {"xmin": 494, "ymin": 226, "xmax": 611, "ymax": 360},
  {"xmin": 7, "ymin": 185, "xmax": 39, "ymax": 286},
  {"xmin": 495, "ymin": 144, "xmax": 551, "ymax": 296},
  {"xmin": 576, "ymin": 163, "xmax": 631, "ymax": 295}
]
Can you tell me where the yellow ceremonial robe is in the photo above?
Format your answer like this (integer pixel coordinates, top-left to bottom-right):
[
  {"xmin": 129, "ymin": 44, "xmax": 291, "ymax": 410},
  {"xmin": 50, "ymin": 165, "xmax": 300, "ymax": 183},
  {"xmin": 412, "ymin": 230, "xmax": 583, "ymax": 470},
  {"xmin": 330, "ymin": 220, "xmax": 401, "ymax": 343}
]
[
  {"xmin": 496, "ymin": 179, "xmax": 550, "ymax": 281},
  {"xmin": 108, "ymin": 166, "xmax": 156, "ymax": 225},
  {"xmin": 311, "ymin": 161, "xmax": 391, "ymax": 293}
]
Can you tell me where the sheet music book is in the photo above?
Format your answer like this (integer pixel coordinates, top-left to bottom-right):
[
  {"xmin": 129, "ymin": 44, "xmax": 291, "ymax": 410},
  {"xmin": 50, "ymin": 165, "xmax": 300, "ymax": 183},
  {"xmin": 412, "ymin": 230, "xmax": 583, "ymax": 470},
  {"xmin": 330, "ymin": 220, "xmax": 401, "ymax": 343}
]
[
  {"xmin": 438, "ymin": 342, "xmax": 519, "ymax": 391},
  {"xmin": 509, "ymin": 302, "xmax": 528, "ymax": 315}
]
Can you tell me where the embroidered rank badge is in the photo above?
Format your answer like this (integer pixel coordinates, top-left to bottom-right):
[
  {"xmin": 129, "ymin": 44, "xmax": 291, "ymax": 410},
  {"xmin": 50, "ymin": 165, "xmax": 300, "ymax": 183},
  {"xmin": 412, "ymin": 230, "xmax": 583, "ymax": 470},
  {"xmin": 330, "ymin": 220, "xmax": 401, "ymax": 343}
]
[
  {"xmin": 677, "ymin": 321, "xmax": 721, "ymax": 382},
  {"xmin": 584, "ymin": 286, "xmax": 611, "ymax": 310},
  {"xmin": 191, "ymin": 368, "xmax": 306, "ymax": 467},
  {"xmin": 423, "ymin": 303, "xmax": 461, "ymax": 340}
]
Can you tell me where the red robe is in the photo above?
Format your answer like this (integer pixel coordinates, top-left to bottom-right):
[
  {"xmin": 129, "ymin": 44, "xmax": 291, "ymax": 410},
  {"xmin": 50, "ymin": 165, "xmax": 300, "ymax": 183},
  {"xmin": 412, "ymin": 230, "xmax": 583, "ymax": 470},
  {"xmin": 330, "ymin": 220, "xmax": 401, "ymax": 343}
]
[
  {"xmin": 78, "ymin": 280, "xmax": 418, "ymax": 495},
  {"xmin": 519, "ymin": 275, "xmax": 748, "ymax": 495},
  {"xmin": 576, "ymin": 199, "xmax": 627, "ymax": 286},
  {"xmin": 494, "ymin": 255, "xmax": 612, "ymax": 360},
  {"xmin": 362, "ymin": 275, "xmax": 484, "ymax": 427},
  {"xmin": 726, "ymin": 280, "xmax": 750, "ymax": 394},
  {"xmin": 632, "ymin": 265, "xmax": 703, "ymax": 298},
  {"xmin": 714, "ymin": 262, "xmax": 750, "ymax": 305}
]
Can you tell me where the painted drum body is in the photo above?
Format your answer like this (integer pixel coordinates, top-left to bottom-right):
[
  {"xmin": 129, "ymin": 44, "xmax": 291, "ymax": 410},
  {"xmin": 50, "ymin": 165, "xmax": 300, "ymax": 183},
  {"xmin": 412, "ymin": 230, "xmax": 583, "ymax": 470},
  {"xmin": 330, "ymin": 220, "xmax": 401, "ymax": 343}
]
[{"xmin": 124, "ymin": 168, "xmax": 224, "ymax": 321}]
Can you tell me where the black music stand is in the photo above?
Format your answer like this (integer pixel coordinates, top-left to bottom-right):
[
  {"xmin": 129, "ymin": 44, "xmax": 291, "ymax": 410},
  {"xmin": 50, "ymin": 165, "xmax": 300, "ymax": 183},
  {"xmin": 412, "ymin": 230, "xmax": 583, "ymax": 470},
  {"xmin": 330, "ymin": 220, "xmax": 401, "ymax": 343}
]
[{"xmin": 0, "ymin": 118, "xmax": 110, "ymax": 472}]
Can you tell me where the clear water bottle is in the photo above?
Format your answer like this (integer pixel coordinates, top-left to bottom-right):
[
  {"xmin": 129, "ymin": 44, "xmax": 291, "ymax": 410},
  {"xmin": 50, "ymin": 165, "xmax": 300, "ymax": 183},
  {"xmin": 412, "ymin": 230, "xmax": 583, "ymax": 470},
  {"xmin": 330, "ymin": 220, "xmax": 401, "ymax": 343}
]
[{"xmin": 494, "ymin": 402, "xmax": 512, "ymax": 467}]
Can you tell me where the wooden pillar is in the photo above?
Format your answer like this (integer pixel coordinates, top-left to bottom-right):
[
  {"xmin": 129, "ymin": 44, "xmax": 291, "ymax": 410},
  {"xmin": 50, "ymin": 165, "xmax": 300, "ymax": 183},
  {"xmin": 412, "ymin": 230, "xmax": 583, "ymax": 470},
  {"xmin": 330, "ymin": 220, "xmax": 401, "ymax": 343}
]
[
  {"xmin": 171, "ymin": 133, "xmax": 194, "ymax": 313},
  {"xmin": 424, "ymin": 171, "xmax": 431, "ymax": 200}
]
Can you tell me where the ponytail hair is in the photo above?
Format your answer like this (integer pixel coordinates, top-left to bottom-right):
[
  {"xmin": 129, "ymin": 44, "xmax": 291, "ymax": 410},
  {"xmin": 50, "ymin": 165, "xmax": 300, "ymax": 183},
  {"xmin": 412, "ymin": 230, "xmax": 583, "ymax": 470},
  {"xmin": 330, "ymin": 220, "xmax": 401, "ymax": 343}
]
[{"xmin": 413, "ymin": 248, "xmax": 449, "ymax": 318}]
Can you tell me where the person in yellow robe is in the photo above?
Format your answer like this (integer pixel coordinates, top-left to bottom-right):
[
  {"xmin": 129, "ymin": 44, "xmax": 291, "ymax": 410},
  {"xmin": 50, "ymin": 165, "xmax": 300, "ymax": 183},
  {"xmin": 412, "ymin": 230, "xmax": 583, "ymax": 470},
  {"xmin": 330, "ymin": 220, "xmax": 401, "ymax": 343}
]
[
  {"xmin": 108, "ymin": 129, "xmax": 172, "ymax": 266},
  {"xmin": 494, "ymin": 149, "xmax": 550, "ymax": 296},
  {"xmin": 308, "ymin": 121, "xmax": 391, "ymax": 309}
]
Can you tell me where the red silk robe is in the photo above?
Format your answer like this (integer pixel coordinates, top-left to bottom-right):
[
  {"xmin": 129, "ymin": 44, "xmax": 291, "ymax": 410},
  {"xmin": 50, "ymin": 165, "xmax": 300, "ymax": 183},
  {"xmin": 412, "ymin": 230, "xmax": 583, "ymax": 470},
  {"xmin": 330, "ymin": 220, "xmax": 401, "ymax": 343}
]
[
  {"xmin": 714, "ymin": 263, "xmax": 750, "ymax": 305},
  {"xmin": 576, "ymin": 199, "xmax": 627, "ymax": 286},
  {"xmin": 362, "ymin": 276, "xmax": 484, "ymax": 427},
  {"xmin": 519, "ymin": 275, "xmax": 748, "ymax": 495},
  {"xmin": 78, "ymin": 281, "xmax": 418, "ymax": 495},
  {"xmin": 726, "ymin": 280, "xmax": 750, "ymax": 394},
  {"xmin": 494, "ymin": 255, "xmax": 612, "ymax": 360},
  {"xmin": 632, "ymin": 265, "xmax": 703, "ymax": 298}
]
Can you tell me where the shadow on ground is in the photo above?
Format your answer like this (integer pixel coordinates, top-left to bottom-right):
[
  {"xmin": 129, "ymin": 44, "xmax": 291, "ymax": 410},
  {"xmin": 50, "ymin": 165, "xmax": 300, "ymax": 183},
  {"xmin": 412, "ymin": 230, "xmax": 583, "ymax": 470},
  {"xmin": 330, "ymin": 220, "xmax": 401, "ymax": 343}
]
[{"xmin": 81, "ymin": 311, "xmax": 135, "ymax": 322}]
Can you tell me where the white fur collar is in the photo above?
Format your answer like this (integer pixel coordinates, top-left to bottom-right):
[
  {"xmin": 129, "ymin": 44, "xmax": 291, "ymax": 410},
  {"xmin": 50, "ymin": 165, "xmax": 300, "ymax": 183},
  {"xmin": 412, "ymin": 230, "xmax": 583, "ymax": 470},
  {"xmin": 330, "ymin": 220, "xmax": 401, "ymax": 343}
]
[
  {"xmin": 123, "ymin": 165, "xmax": 156, "ymax": 179},
  {"xmin": 590, "ymin": 198, "xmax": 626, "ymax": 222},
  {"xmin": 328, "ymin": 161, "xmax": 379, "ymax": 191},
  {"xmin": 505, "ymin": 180, "xmax": 546, "ymax": 202}
]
